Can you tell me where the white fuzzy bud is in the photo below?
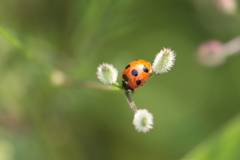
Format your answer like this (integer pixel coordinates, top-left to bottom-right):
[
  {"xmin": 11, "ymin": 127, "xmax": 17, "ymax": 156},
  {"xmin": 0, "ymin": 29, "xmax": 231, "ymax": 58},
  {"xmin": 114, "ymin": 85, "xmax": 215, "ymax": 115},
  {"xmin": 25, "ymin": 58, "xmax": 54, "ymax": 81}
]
[
  {"xmin": 133, "ymin": 109, "xmax": 153, "ymax": 133},
  {"xmin": 51, "ymin": 70, "xmax": 66, "ymax": 86},
  {"xmin": 152, "ymin": 48, "xmax": 176, "ymax": 74},
  {"xmin": 96, "ymin": 63, "xmax": 118, "ymax": 84}
]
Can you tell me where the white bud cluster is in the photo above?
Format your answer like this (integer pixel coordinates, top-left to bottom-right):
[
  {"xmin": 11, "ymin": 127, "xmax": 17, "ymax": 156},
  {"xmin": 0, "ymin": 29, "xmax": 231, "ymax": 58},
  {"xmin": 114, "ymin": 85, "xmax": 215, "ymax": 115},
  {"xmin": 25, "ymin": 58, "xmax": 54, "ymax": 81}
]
[
  {"xmin": 152, "ymin": 48, "xmax": 176, "ymax": 74},
  {"xmin": 96, "ymin": 63, "xmax": 118, "ymax": 84},
  {"xmin": 133, "ymin": 109, "xmax": 153, "ymax": 133}
]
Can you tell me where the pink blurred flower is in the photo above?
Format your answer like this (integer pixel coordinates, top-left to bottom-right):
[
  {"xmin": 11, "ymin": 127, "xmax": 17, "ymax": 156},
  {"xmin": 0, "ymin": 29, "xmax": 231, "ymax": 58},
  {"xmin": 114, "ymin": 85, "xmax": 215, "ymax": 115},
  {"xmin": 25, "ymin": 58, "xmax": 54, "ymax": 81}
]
[
  {"xmin": 196, "ymin": 40, "xmax": 226, "ymax": 67},
  {"xmin": 213, "ymin": 0, "xmax": 237, "ymax": 14}
]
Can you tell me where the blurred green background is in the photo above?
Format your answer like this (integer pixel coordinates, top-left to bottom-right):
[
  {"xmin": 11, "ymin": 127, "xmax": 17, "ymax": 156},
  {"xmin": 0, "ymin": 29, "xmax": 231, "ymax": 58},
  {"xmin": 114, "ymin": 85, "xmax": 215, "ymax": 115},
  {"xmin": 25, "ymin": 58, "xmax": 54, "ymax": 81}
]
[{"xmin": 1, "ymin": 0, "xmax": 240, "ymax": 160}]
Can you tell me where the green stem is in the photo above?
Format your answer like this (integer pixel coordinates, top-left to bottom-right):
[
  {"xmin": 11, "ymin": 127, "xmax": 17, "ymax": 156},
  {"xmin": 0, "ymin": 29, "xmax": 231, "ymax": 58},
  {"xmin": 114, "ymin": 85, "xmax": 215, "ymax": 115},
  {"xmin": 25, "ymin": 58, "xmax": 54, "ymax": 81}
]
[
  {"xmin": 0, "ymin": 26, "xmax": 32, "ymax": 59},
  {"xmin": 148, "ymin": 72, "xmax": 160, "ymax": 79},
  {"xmin": 0, "ymin": 25, "xmax": 54, "ymax": 74},
  {"xmin": 112, "ymin": 82, "xmax": 123, "ymax": 90},
  {"xmin": 68, "ymin": 80, "xmax": 122, "ymax": 91}
]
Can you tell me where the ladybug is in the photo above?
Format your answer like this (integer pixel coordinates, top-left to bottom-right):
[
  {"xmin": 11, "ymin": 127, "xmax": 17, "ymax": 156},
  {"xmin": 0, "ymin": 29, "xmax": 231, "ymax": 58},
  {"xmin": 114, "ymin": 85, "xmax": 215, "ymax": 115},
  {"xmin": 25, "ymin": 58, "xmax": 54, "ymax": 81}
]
[{"xmin": 122, "ymin": 59, "xmax": 151, "ymax": 92}]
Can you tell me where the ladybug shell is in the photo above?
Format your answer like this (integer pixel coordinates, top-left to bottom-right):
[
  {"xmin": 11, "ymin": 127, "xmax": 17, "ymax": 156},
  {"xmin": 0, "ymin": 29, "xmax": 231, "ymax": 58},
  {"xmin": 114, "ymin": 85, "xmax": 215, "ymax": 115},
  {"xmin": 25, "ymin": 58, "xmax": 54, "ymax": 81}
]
[{"xmin": 122, "ymin": 59, "xmax": 151, "ymax": 91}]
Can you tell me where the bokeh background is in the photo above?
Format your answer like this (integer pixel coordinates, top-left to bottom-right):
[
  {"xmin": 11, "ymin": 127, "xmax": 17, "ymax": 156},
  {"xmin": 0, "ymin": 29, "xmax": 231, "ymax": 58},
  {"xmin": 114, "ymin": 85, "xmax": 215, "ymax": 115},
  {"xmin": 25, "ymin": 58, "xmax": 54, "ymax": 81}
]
[{"xmin": 1, "ymin": 0, "xmax": 240, "ymax": 160}]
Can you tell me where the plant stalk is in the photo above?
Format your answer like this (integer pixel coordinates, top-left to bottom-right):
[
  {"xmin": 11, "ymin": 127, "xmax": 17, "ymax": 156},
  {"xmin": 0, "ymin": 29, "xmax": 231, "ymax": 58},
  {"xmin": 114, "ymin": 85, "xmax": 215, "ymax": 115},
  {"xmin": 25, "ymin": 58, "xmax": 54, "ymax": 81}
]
[{"xmin": 124, "ymin": 91, "xmax": 138, "ymax": 113}]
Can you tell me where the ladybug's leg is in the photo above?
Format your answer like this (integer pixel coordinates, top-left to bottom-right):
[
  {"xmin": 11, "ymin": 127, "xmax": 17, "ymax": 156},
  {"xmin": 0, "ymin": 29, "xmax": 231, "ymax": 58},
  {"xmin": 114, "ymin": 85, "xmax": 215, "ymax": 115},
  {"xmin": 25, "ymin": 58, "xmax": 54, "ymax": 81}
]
[
  {"xmin": 122, "ymin": 80, "xmax": 134, "ymax": 92},
  {"xmin": 122, "ymin": 74, "xmax": 134, "ymax": 92}
]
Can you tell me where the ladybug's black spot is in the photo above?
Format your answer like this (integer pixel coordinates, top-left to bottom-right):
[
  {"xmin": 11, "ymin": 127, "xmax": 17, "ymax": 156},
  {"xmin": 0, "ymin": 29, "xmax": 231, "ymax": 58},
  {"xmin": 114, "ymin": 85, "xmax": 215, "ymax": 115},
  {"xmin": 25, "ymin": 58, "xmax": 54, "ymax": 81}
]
[
  {"xmin": 142, "ymin": 65, "xmax": 149, "ymax": 73},
  {"xmin": 136, "ymin": 80, "xmax": 141, "ymax": 85},
  {"xmin": 125, "ymin": 64, "xmax": 130, "ymax": 69},
  {"xmin": 122, "ymin": 74, "xmax": 128, "ymax": 82},
  {"xmin": 131, "ymin": 69, "xmax": 138, "ymax": 76}
]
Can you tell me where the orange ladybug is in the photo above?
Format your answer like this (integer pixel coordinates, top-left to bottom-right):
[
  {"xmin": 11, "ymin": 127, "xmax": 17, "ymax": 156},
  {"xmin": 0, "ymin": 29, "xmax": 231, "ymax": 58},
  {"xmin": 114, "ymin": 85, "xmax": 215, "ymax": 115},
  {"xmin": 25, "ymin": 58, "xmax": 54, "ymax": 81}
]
[{"xmin": 122, "ymin": 59, "xmax": 151, "ymax": 91}]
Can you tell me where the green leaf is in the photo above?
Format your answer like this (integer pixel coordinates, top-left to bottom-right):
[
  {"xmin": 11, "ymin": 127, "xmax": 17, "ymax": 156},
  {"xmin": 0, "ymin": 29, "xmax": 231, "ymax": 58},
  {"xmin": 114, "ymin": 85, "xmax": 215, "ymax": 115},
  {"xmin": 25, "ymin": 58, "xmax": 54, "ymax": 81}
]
[{"xmin": 183, "ymin": 113, "xmax": 240, "ymax": 160}]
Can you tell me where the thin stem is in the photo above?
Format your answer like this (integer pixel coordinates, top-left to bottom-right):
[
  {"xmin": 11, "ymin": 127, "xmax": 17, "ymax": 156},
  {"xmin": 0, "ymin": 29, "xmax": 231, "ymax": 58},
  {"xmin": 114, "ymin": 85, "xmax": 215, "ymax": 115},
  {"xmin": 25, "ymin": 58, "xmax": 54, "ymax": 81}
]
[
  {"xmin": 0, "ymin": 26, "xmax": 54, "ymax": 74},
  {"xmin": 112, "ymin": 82, "xmax": 123, "ymax": 90},
  {"xmin": 68, "ymin": 80, "xmax": 122, "ymax": 91},
  {"xmin": 124, "ymin": 91, "xmax": 138, "ymax": 113},
  {"xmin": 148, "ymin": 72, "xmax": 161, "ymax": 79},
  {"xmin": 223, "ymin": 35, "xmax": 240, "ymax": 56},
  {"xmin": 0, "ymin": 26, "xmax": 32, "ymax": 59}
]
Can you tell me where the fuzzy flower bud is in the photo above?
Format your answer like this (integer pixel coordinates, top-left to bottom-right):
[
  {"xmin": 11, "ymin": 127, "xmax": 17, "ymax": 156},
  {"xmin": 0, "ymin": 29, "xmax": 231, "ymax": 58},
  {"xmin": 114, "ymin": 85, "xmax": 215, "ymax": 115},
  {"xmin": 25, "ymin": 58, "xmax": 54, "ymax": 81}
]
[
  {"xmin": 196, "ymin": 40, "xmax": 225, "ymax": 67},
  {"xmin": 133, "ymin": 109, "xmax": 153, "ymax": 133},
  {"xmin": 152, "ymin": 48, "xmax": 176, "ymax": 74},
  {"xmin": 51, "ymin": 70, "xmax": 66, "ymax": 86},
  {"xmin": 96, "ymin": 63, "xmax": 118, "ymax": 84}
]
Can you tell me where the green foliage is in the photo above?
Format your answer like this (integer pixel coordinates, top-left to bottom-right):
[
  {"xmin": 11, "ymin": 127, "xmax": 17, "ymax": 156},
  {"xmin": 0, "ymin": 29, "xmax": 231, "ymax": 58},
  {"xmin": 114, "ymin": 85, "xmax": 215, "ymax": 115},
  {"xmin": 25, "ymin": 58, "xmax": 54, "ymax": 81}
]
[
  {"xmin": 183, "ymin": 113, "xmax": 240, "ymax": 160},
  {"xmin": 0, "ymin": 0, "xmax": 240, "ymax": 160}
]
